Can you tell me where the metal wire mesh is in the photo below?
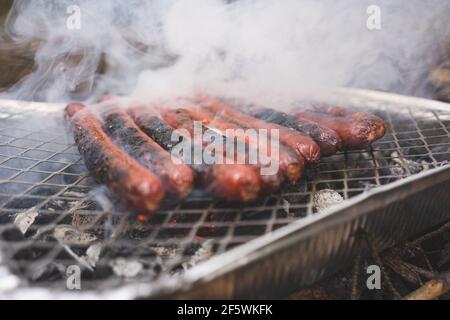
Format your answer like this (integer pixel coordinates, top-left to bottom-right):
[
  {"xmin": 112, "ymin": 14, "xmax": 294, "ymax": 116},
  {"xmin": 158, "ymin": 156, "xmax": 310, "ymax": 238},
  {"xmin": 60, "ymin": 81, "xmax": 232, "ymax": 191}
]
[{"xmin": 0, "ymin": 100, "xmax": 449, "ymax": 293}]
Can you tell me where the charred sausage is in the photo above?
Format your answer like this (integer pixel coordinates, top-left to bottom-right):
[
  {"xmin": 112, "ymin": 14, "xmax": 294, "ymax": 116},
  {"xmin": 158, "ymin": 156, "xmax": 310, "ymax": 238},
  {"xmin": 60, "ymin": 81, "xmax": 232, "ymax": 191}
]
[
  {"xmin": 181, "ymin": 107, "xmax": 304, "ymax": 184},
  {"xmin": 101, "ymin": 107, "xmax": 194, "ymax": 199},
  {"xmin": 129, "ymin": 106, "xmax": 262, "ymax": 202},
  {"xmin": 245, "ymin": 106, "xmax": 342, "ymax": 156},
  {"xmin": 161, "ymin": 108, "xmax": 286, "ymax": 193},
  {"xmin": 65, "ymin": 103, "xmax": 165, "ymax": 216}
]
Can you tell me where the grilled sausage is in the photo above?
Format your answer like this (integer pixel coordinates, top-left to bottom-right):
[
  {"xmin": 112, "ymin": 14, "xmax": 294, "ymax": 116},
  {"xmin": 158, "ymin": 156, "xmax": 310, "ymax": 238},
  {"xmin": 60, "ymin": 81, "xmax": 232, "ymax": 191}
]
[
  {"xmin": 161, "ymin": 108, "xmax": 286, "ymax": 193},
  {"xmin": 64, "ymin": 103, "xmax": 165, "ymax": 215},
  {"xmin": 245, "ymin": 106, "xmax": 342, "ymax": 156},
  {"xmin": 181, "ymin": 107, "xmax": 304, "ymax": 184},
  {"xmin": 129, "ymin": 106, "xmax": 180, "ymax": 151},
  {"xmin": 295, "ymin": 109, "xmax": 386, "ymax": 150},
  {"xmin": 101, "ymin": 107, "xmax": 194, "ymax": 199},
  {"xmin": 298, "ymin": 102, "xmax": 386, "ymax": 148},
  {"xmin": 196, "ymin": 97, "xmax": 321, "ymax": 164},
  {"xmin": 159, "ymin": 108, "xmax": 265, "ymax": 199},
  {"xmin": 129, "ymin": 106, "xmax": 261, "ymax": 202}
]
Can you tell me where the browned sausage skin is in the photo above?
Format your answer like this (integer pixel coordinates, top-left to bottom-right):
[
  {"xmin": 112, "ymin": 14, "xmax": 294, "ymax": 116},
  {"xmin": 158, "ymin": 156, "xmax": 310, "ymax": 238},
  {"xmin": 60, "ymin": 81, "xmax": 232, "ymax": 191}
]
[
  {"xmin": 194, "ymin": 96, "xmax": 321, "ymax": 164},
  {"xmin": 242, "ymin": 106, "xmax": 342, "ymax": 156},
  {"xmin": 65, "ymin": 103, "xmax": 165, "ymax": 216},
  {"xmin": 161, "ymin": 108, "xmax": 286, "ymax": 194},
  {"xmin": 160, "ymin": 108, "xmax": 262, "ymax": 200},
  {"xmin": 129, "ymin": 106, "xmax": 262, "ymax": 202},
  {"xmin": 295, "ymin": 108, "xmax": 386, "ymax": 150},
  {"xmin": 292, "ymin": 102, "xmax": 386, "ymax": 149},
  {"xmin": 100, "ymin": 106, "xmax": 194, "ymax": 199},
  {"xmin": 180, "ymin": 106, "xmax": 304, "ymax": 184}
]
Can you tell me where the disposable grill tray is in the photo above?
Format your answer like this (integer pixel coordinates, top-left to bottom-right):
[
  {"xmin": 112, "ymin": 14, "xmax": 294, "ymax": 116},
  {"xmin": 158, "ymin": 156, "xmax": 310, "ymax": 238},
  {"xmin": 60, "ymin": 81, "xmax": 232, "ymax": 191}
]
[{"xmin": 0, "ymin": 89, "xmax": 449, "ymax": 299}]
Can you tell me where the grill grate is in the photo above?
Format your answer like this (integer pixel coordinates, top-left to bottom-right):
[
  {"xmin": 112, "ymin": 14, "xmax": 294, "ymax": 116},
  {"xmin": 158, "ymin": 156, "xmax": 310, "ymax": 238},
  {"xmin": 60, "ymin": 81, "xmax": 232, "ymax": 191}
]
[{"xmin": 0, "ymin": 99, "xmax": 450, "ymax": 294}]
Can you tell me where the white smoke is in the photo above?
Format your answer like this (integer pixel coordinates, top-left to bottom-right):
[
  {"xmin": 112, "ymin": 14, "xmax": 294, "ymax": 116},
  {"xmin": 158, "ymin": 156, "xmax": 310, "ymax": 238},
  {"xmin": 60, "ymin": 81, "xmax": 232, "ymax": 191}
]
[{"xmin": 2, "ymin": 0, "xmax": 450, "ymax": 104}]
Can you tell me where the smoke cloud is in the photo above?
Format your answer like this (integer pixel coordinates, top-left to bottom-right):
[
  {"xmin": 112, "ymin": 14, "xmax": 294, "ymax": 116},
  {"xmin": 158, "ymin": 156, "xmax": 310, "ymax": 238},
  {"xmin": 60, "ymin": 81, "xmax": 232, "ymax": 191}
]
[{"xmin": 2, "ymin": 0, "xmax": 450, "ymax": 105}]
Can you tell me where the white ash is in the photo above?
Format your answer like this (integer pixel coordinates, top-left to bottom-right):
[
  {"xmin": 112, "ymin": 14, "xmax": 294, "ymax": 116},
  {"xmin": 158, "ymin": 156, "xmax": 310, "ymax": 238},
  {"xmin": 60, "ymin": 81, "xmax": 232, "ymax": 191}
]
[
  {"xmin": 81, "ymin": 243, "xmax": 102, "ymax": 269},
  {"xmin": 390, "ymin": 151, "xmax": 430, "ymax": 175},
  {"xmin": 0, "ymin": 236, "xmax": 155, "ymax": 299},
  {"xmin": 313, "ymin": 190, "xmax": 344, "ymax": 212},
  {"xmin": 439, "ymin": 160, "xmax": 450, "ymax": 167},
  {"xmin": 62, "ymin": 191, "xmax": 87, "ymax": 198},
  {"xmin": 151, "ymin": 245, "xmax": 179, "ymax": 259},
  {"xmin": 60, "ymin": 243, "xmax": 102, "ymax": 271},
  {"xmin": 182, "ymin": 240, "xmax": 215, "ymax": 270},
  {"xmin": 0, "ymin": 252, "xmax": 21, "ymax": 293},
  {"xmin": 282, "ymin": 199, "xmax": 297, "ymax": 219},
  {"xmin": 47, "ymin": 199, "xmax": 83, "ymax": 211},
  {"xmin": 14, "ymin": 207, "xmax": 39, "ymax": 235},
  {"xmin": 48, "ymin": 199, "xmax": 70, "ymax": 207},
  {"xmin": 363, "ymin": 184, "xmax": 379, "ymax": 192},
  {"xmin": 0, "ymin": 271, "xmax": 20, "ymax": 293},
  {"xmin": 390, "ymin": 164, "xmax": 406, "ymax": 177},
  {"xmin": 53, "ymin": 225, "xmax": 97, "ymax": 245},
  {"xmin": 110, "ymin": 259, "xmax": 143, "ymax": 278}
]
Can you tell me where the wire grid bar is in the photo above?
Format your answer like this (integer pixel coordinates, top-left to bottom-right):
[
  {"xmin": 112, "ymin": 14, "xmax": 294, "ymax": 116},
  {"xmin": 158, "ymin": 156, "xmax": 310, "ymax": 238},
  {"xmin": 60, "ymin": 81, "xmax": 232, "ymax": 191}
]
[{"xmin": 0, "ymin": 102, "xmax": 449, "ymax": 292}]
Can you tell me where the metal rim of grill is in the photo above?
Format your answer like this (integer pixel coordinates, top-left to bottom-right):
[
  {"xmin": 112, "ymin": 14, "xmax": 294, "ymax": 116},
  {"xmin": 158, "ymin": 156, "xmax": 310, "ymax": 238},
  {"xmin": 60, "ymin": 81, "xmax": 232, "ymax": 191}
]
[{"xmin": 0, "ymin": 88, "xmax": 450, "ymax": 299}]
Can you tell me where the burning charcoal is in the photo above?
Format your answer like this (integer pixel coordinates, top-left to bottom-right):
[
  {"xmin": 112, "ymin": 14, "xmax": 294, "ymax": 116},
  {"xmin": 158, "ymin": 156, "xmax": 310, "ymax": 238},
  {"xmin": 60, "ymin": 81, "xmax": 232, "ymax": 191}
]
[
  {"xmin": 110, "ymin": 259, "xmax": 143, "ymax": 278},
  {"xmin": 53, "ymin": 225, "xmax": 97, "ymax": 245},
  {"xmin": 14, "ymin": 207, "xmax": 39, "ymax": 235},
  {"xmin": 182, "ymin": 240, "xmax": 215, "ymax": 270},
  {"xmin": 313, "ymin": 189, "xmax": 344, "ymax": 212},
  {"xmin": 345, "ymin": 152, "xmax": 377, "ymax": 180}
]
